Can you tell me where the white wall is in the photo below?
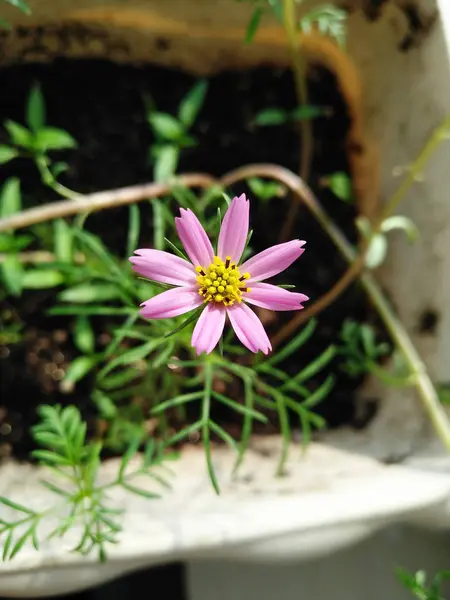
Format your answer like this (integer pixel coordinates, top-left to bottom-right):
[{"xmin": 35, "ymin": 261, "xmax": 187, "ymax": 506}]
[{"xmin": 187, "ymin": 526, "xmax": 450, "ymax": 600}]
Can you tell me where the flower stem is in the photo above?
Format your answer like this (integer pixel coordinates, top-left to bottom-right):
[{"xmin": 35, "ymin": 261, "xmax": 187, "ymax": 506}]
[{"xmin": 202, "ymin": 360, "xmax": 220, "ymax": 494}]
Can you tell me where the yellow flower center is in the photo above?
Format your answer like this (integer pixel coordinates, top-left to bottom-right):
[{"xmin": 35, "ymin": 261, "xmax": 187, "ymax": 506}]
[{"xmin": 196, "ymin": 256, "xmax": 251, "ymax": 306}]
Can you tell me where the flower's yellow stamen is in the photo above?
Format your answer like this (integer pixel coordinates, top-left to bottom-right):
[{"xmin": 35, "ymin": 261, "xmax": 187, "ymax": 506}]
[{"xmin": 196, "ymin": 256, "xmax": 251, "ymax": 306}]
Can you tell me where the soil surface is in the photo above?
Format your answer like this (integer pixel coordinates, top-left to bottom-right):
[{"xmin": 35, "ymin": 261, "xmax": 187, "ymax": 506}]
[{"xmin": 0, "ymin": 59, "xmax": 381, "ymax": 462}]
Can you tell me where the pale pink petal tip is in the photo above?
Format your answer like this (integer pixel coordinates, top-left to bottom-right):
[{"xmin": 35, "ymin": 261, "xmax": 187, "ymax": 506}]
[
  {"xmin": 140, "ymin": 287, "xmax": 203, "ymax": 320},
  {"xmin": 227, "ymin": 303, "xmax": 272, "ymax": 355},
  {"xmin": 175, "ymin": 208, "xmax": 214, "ymax": 267},
  {"xmin": 244, "ymin": 282, "xmax": 309, "ymax": 311},
  {"xmin": 241, "ymin": 240, "xmax": 306, "ymax": 283},
  {"xmin": 130, "ymin": 249, "xmax": 196, "ymax": 287},
  {"xmin": 217, "ymin": 193, "xmax": 250, "ymax": 263},
  {"xmin": 191, "ymin": 304, "xmax": 226, "ymax": 355}
]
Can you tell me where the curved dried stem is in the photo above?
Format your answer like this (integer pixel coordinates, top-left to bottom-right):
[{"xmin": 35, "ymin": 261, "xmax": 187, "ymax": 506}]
[{"xmin": 0, "ymin": 174, "xmax": 215, "ymax": 233}]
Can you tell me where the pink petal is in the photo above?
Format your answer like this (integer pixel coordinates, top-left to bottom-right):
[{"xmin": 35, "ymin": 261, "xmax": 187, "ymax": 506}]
[
  {"xmin": 130, "ymin": 249, "xmax": 196, "ymax": 287},
  {"xmin": 241, "ymin": 240, "xmax": 306, "ymax": 283},
  {"xmin": 244, "ymin": 282, "xmax": 309, "ymax": 311},
  {"xmin": 140, "ymin": 287, "xmax": 203, "ymax": 319},
  {"xmin": 191, "ymin": 303, "xmax": 226, "ymax": 355},
  {"xmin": 217, "ymin": 193, "xmax": 250, "ymax": 263},
  {"xmin": 227, "ymin": 303, "xmax": 272, "ymax": 354},
  {"xmin": 175, "ymin": 208, "xmax": 214, "ymax": 267}
]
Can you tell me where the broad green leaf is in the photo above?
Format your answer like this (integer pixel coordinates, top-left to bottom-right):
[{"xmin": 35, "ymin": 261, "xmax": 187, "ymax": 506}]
[
  {"xmin": 1, "ymin": 254, "xmax": 23, "ymax": 296},
  {"xmin": 326, "ymin": 172, "xmax": 353, "ymax": 203},
  {"xmin": 245, "ymin": 6, "xmax": 263, "ymax": 43},
  {"xmin": 148, "ymin": 112, "xmax": 185, "ymax": 141},
  {"xmin": 0, "ymin": 17, "xmax": 12, "ymax": 30},
  {"xmin": 253, "ymin": 108, "xmax": 288, "ymax": 126},
  {"xmin": 154, "ymin": 144, "xmax": 179, "ymax": 182},
  {"xmin": 0, "ymin": 177, "xmax": 21, "ymax": 217},
  {"xmin": 58, "ymin": 283, "xmax": 123, "ymax": 303},
  {"xmin": 22, "ymin": 269, "xmax": 65, "ymax": 289},
  {"xmin": 178, "ymin": 80, "xmax": 208, "ymax": 128},
  {"xmin": 0, "ymin": 145, "xmax": 18, "ymax": 164},
  {"xmin": 4, "ymin": 120, "xmax": 32, "ymax": 148},
  {"xmin": 64, "ymin": 356, "xmax": 96, "ymax": 384},
  {"xmin": 74, "ymin": 315, "xmax": 95, "ymax": 354},
  {"xmin": 34, "ymin": 127, "xmax": 77, "ymax": 151},
  {"xmin": 26, "ymin": 83, "xmax": 45, "ymax": 132}
]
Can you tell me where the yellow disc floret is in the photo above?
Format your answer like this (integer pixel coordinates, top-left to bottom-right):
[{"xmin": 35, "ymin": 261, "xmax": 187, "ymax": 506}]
[{"xmin": 196, "ymin": 256, "xmax": 251, "ymax": 306}]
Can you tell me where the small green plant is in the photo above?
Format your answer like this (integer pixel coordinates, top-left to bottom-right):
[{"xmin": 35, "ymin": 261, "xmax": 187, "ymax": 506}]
[
  {"xmin": 0, "ymin": 83, "xmax": 77, "ymax": 199},
  {"xmin": 299, "ymin": 5, "xmax": 347, "ymax": 47},
  {"xmin": 146, "ymin": 80, "xmax": 208, "ymax": 182},
  {"xmin": 397, "ymin": 569, "xmax": 450, "ymax": 600},
  {"xmin": 337, "ymin": 319, "xmax": 390, "ymax": 378},
  {"xmin": 0, "ymin": 405, "xmax": 171, "ymax": 561}
]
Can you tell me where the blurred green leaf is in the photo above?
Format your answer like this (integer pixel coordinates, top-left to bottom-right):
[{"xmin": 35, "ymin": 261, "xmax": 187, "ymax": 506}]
[
  {"xmin": 253, "ymin": 108, "xmax": 288, "ymax": 126},
  {"xmin": 380, "ymin": 215, "xmax": 419, "ymax": 242},
  {"xmin": 34, "ymin": 127, "xmax": 77, "ymax": 151},
  {"xmin": 325, "ymin": 172, "xmax": 353, "ymax": 203},
  {"xmin": 26, "ymin": 84, "xmax": 45, "ymax": 132},
  {"xmin": 74, "ymin": 315, "xmax": 95, "ymax": 354},
  {"xmin": 4, "ymin": 0, "xmax": 31, "ymax": 14},
  {"xmin": 1, "ymin": 254, "xmax": 23, "ymax": 296},
  {"xmin": 92, "ymin": 390, "xmax": 117, "ymax": 419},
  {"xmin": 291, "ymin": 105, "xmax": 329, "ymax": 120},
  {"xmin": 22, "ymin": 269, "xmax": 65, "ymax": 289},
  {"xmin": 247, "ymin": 177, "xmax": 285, "ymax": 202},
  {"xmin": 148, "ymin": 113, "xmax": 185, "ymax": 142},
  {"xmin": 99, "ymin": 338, "xmax": 165, "ymax": 378},
  {"xmin": 0, "ymin": 145, "xmax": 18, "ymax": 164},
  {"xmin": 299, "ymin": 5, "xmax": 347, "ymax": 48},
  {"xmin": 152, "ymin": 198, "xmax": 165, "ymax": 249},
  {"xmin": 178, "ymin": 80, "xmax": 208, "ymax": 128},
  {"xmin": 53, "ymin": 219, "xmax": 73, "ymax": 263},
  {"xmin": 64, "ymin": 356, "xmax": 96, "ymax": 385},
  {"xmin": 154, "ymin": 145, "xmax": 178, "ymax": 182},
  {"xmin": 0, "ymin": 177, "xmax": 21, "ymax": 218},
  {"xmin": 4, "ymin": 120, "xmax": 33, "ymax": 148},
  {"xmin": 126, "ymin": 204, "xmax": 140, "ymax": 258},
  {"xmin": 51, "ymin": 161, "xmax": 69, "ymax": 178},
  {"xmin": 365, "ymin": 233, "xmax": 388, "ymax": 269},
  {"xmin": 58, "ymin": 283, "xmax": 123, "ymax": 304},
  {"xmin": 245, "ymin": 6, "xmax": 263, "ymax": 43}
]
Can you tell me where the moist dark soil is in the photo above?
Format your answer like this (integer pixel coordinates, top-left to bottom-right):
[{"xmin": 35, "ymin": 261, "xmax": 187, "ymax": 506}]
[{"xmin": 0, "ymin": 58, "xmax": 381, "ymax": 462}]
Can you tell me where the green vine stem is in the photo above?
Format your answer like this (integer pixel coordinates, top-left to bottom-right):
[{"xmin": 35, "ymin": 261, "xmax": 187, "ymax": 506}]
[
  {"xmin": 35, "ymin": 155, "xmax": 80, "ymax": 200},
  {"xmin": 378, "ymin": 114, "xmax": 450, "ymax": 224},
  {"xmin": 279, "ymin": 0, "xmax": 313, "ymax": 241}
]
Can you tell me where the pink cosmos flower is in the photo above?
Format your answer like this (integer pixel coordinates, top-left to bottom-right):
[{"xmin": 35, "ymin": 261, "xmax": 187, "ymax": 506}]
[{"xmin": 130, "ymin": 194, "xmax": 308, "ymax": 355}]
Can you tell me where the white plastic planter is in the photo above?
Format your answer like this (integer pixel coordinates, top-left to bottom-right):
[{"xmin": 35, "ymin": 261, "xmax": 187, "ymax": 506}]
[{"xmin": 1, "ymin": 0, "xmax": 450, "ymax": 598}]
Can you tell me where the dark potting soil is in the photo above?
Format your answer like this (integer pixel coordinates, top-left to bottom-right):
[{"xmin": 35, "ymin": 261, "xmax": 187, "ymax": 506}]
[{"xmin": 0, "ymin": 58, "xmax": 381, "ymax": 462}]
